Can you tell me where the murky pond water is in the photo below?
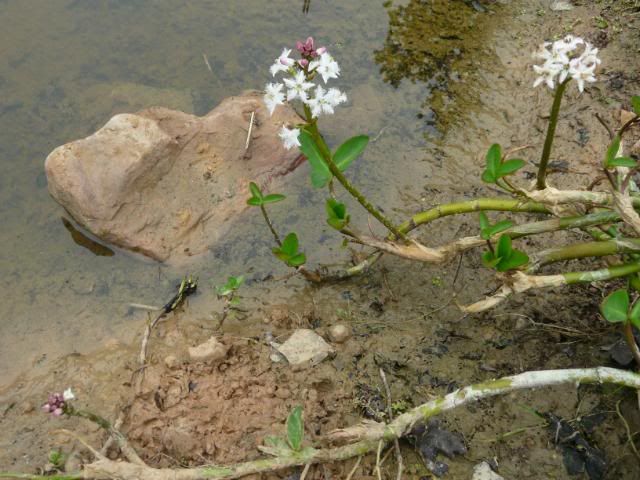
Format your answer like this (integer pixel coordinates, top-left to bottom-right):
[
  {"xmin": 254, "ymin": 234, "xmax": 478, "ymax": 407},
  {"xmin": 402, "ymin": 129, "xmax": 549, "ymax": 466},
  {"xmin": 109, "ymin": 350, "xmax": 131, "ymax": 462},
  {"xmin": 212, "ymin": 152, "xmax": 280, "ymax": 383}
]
[{"xmin": 0, "ymin": 0, "xmax": 502, "ymax": 385}]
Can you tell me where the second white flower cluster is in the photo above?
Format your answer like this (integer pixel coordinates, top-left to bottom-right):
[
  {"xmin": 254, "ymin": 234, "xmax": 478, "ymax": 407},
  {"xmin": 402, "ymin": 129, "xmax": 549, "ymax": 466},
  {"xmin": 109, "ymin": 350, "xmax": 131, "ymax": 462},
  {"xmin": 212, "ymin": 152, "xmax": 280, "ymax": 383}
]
[{"xmin": 533, "ymin": 35, "xmax": 601, "ymax": 92}]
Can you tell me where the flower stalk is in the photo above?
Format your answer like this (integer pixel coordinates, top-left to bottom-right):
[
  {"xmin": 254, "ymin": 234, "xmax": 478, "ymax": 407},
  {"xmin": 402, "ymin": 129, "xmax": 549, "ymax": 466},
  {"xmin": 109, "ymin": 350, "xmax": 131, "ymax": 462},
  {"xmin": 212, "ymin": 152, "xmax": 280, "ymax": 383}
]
[{"xmin": 536, "ymin": 79, "xmax": 568, "ymax": 189}]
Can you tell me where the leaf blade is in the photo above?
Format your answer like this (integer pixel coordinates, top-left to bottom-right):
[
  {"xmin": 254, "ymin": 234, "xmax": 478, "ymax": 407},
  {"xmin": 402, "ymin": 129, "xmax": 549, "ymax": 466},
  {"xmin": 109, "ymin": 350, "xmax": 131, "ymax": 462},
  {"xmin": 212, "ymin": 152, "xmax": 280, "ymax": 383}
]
[{"xmin": 333, "ymin": 135, "xmax": 369, "ymax": 172}]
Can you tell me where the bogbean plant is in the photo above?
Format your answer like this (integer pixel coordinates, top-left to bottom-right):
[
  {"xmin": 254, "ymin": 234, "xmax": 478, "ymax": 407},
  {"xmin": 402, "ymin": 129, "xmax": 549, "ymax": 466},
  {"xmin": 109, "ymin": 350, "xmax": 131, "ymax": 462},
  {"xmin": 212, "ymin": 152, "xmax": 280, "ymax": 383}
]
[{"xmin": 250, "ymin": 35, "xmax": 640, "ymax": 363}]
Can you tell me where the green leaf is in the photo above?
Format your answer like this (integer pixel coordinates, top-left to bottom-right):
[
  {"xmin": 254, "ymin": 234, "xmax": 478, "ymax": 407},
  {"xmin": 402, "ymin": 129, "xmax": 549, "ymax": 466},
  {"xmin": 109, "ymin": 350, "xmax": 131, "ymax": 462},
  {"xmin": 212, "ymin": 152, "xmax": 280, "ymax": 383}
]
[
  {"xmin": 286, "ymin": 406, "xmax": 304, "ymax": 451},
  {"xmin": 281, "ymin": 233, "xmax": 299, "ymax": 256},
  {"xmin": 288, "ymin": 253, "xmax": 307, "ymax": 267},
  {"xmin": 479, "ymin": 212, "xmax": 490, "ymax": 231},
  {"xmin": 247, "ymin": 197, "xmax": 263, "ymax": 206},
  {"xmin": 605, "ymin": 135, "xmax": 621, "ymax": 167},
  {"xmin": 249, "ymin": 182, "xmax": 263, "ymax": 200},
  {"xmin": 262, "ymin": 194, "xmax": 286, "ymax": 204},
  {"xmin": 333, "ymin": 135, "xmax": 369, "ymax": 172},
  {"xmin": 482, "ymin": 250, "xmax": 501, "ymax": 269},
  {"xmin": 496, "ymin": 234, "xmax": 512, "ymax": 260},
  {"xmin": 601, "ymin": 289, "xmax": 629, "ymax": 323},
  {"xmin": 607, "ymin": 156, "xmax": 638, "ymax": 168},
  {"xmin": 326, "ymin": 199, "xmax": 350, "ymax": 230},
  {"xmin": 496, "ymin": 249, "xmax": 529, "ymax": 272},
  {"xmin": 629, "ymin": 299, "xmax": 640, "ymax": 327},
  {"xmin": 299, "ymin": 130, "xmax": 331, "ymax": 188},
  {"xmin": 632, "ymin": 96, "xmax": 640, "ymax": 116},
  {"xmin": 487, "ymin": 220, "xmax": 514, "ymax": 238},
  {"xmin": 498, "ymin": 159, "xmax": 525, "ymax": 177},
  {"xmin": 261, "ymin": 436, "xmax": 293, "ymax": 457},
  {"xmin": 481, "ymin": 144, "xmax": 502, "ymax": 184}
]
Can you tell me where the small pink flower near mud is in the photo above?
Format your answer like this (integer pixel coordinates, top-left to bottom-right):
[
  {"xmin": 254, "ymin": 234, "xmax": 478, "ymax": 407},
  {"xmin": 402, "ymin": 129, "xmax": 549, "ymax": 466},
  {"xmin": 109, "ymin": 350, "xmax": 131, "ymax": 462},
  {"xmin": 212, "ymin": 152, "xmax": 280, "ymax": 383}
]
[{"xmin": 42, "ymin": 388, "xmax": 75, "ymax": 417}]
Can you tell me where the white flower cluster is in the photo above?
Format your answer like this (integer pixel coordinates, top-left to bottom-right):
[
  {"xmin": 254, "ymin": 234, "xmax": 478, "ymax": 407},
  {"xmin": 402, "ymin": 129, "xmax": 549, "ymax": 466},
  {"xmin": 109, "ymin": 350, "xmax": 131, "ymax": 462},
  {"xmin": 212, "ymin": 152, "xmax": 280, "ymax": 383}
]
[
  {"xmin": 263, "ymin": 38, "xmax": 348, "ymax": 150},
  {"xmin": 533, "ymin": 35, "xmax": 601, "ymax": 93}
]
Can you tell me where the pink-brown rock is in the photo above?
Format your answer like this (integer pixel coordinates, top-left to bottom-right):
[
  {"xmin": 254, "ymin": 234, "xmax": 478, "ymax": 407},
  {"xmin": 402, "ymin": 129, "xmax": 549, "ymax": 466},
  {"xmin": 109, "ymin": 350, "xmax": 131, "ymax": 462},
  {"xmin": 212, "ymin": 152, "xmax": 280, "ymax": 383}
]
[{"xmin": 45, "ymin": 91, "xmax": 303, "ymax": 262}]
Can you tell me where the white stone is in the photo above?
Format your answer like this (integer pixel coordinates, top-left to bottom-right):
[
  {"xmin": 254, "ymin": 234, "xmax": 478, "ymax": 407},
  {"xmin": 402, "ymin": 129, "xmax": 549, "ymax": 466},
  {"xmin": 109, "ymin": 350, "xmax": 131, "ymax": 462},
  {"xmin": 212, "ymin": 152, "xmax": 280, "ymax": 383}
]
[
  {"xmin": 276, "ymin": 329, "xmax": 335, "ymax": 366},
  {"xmin": 188, "ymin": 337, "xmax": 228, "ymax": 363},
  {"xmin": 472, "ymin": 462, "xmax": 505, "ymax": 480},
  {"xmin": 328, "ymin": 324, "xmax": 351, "ymax": 343}
]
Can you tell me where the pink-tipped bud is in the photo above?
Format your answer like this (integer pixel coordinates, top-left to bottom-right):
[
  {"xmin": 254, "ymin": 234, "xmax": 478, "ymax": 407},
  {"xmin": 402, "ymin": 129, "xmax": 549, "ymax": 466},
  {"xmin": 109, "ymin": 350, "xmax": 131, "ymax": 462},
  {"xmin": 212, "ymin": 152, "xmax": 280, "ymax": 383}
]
[
  {"xmin": 298, "ymin": 59, "xmax": 309, "ymax": 68},
  {"xmin": 316, "ymin": 47, "xmax": 327, "ymax": 56},
  {"xmin": 305, "ymin": 37, "xmax": 314, "ymax": 50},
  {"xmin": 53, "ymin": 408, "xmax": 64, "ymax": 417}
]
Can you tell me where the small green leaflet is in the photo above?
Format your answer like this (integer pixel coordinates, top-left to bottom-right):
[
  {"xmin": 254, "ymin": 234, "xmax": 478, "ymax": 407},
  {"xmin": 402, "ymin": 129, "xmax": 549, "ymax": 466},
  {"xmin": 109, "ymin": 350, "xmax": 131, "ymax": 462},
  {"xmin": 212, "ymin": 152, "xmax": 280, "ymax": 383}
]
[
  {"xmin": 601, "ymin": 289, "xmax": 629, "ymax": 324},
  {"xmin": 286, "ymin": 406, "xmax": 304, "ymax": 451},
  {"xmin": 482, "ymin": 234, "xmax": 529, "ymax": 272},
  {"xmin": 333, "ymin": 135, "xmax": 369, "ymax": 172},
  {"xmin": 299, "ymin": 130, "xmax": 332, "ymax": 188},
  {"xmin": 604, "ymin": 135, "xmax": 621, "ymax": 168},
  {"xmin": 272, "ymin": 233, "xmax": 307, "ymax": 267},
  {"xmin": 632, "ymin": 96, "xmax": 640, "ymax": 116},
  {"xmin": 247, "ymin": 181, "xmax": 286, "ymax": 206},
  {"xmin": 216, "ymin": 275, "xmax": 244, "ymax": 297},
  {"xmin": 629, "ymin": 298, "xmax": 640, "ymax": 329},
  {"xmin": 479, "ymin": 212, "xmax": 514, "ymax": 240},
  {"xmin": 481, "ymin": 144, "xmax": 525, "ymax": 184},
  {"xmin": 607, "ymin": 157, "xmax": 637, "ymax": 168},
  {"xmin": 326, "ymin": 199, "xmax": 350, "ymax": 230}
]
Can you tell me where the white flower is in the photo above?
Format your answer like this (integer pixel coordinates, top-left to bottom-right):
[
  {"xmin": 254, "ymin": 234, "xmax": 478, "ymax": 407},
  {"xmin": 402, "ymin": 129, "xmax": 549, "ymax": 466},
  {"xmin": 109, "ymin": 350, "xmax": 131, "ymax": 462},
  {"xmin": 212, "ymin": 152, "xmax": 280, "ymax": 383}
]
[
  {"xmin": 63, "ymin": 388, "xmax": 75, "ymax": 401},
  {"xmin": 270, "ymin": 48, "xmax": 295, "ymax": 76},
  {"xmin": 283, "ymin": 71, "xmax": 315, "ymax": 103},
  {"xmin": 569, "ymin": 58, "xmax": 596, "ymax": 93},
  {"xmin": 533, "ymin": 61, "xmax": 563, "ymax": 89},
  {"xmin": 278, "ymin": 126, "xmax": 301, "ymax": 150},
  {"xmin": 264, "ymin": 83, "xmax": 285, "ymax": 115},
  {"xmin": 309, "ymin": 52, "xmax": 340, "ymax": 83},
  {"xmin": 307, "ymin": 85, "xmax": 347, "ymax": 117},
  {"xmin": 532, "ymin": 36, "xmax": 599, "ymax": 92}
]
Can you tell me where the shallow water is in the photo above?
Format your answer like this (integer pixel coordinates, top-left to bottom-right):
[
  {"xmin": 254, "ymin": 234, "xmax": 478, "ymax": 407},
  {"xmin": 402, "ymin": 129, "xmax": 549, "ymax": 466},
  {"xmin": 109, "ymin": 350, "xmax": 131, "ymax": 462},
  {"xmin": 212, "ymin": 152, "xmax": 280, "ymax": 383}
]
[{"xmin": 0, "ymin": 0, "xmax": 502, "ymax": 385}]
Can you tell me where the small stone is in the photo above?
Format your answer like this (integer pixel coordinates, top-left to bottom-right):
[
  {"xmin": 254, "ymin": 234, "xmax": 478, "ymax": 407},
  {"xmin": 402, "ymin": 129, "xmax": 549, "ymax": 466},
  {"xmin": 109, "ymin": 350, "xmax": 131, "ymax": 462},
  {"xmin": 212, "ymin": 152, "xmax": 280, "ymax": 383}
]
[
  {"xmin": 164, "ymin": 354, "xmax": 180, "ymax": 369},
  {"xmin": 472, "ymin": 462, "xmax": 505, "ymax": 480},
  {"xmin": 329, "ymin": 324, "xmax": 351, "ymax": 343},
  {"xmin": 21, "ymin": 402, "xmax": 35, "ymax": 414},
  {"xmin": 276, "ymin": 329, "xmax": 334, "ymax": 367},
  {"xmin": 514, "ymin": 317, "xmax": 529, "ymax": 331},
  {"xmin": 188, "ymin": 337, "xmax": 229, "ymax": 363}
]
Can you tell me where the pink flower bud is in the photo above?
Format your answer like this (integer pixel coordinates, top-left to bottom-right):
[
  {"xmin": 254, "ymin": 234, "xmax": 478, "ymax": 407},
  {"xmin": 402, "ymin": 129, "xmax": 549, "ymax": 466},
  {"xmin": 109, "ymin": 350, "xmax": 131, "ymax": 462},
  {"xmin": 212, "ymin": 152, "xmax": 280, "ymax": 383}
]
[
  {"xmin": 298, "ymin": 59, "xmax": 309, "ymax": 68},
  {"xmin": 316, "ymin": 47, "xmax": 327, "ymax": 56},
  {"xmin": 53, "ymin": 408, "xmax": 64, "ymax": 417}
]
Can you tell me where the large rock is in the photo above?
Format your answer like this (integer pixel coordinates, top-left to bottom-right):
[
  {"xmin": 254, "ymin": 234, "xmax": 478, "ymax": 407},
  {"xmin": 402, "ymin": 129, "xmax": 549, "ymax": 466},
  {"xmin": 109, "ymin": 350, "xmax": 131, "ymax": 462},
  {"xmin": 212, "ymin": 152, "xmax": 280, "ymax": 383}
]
[{"xmin": 45, "ymin": 91, "xmax": 303, "ymax": 262}]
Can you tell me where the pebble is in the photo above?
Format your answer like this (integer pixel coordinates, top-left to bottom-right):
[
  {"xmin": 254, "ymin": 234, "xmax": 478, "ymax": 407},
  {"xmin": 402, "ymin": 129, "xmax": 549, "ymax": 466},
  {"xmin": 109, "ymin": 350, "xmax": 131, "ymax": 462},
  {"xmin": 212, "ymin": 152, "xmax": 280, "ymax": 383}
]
[
  {"xmin": 188, "ymin": 337, "xmax": 229, "ymax": 363},
  {"xmin": 164, "ymin": 354, "xmax": 180, "ymax": 369},
  {"xmin": 328, "ymin": 324, "xmax": 351, "ymax": 343}
]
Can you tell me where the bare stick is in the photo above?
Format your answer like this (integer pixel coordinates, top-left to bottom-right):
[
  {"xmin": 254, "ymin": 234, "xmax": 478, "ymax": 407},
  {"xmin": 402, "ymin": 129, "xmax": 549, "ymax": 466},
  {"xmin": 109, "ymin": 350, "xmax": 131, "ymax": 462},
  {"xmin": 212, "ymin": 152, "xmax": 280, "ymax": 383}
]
[
  {"xmin": 245, "ymin": 111, "xmax": 255, "ymax": 151},
  {"xmin": 380, "ymin": 369, "xmax": 403, "ymax": 480},
  {"xmin": 345, "ymin": 456, "xmax": 362, "ymax": 480},
  {"xmin": 202, "ymin": 54, "xmax": 213, "ymax": 73},
  {"xmin": 374, "ymin": 439, "xmax": 383, "ymax": 480},
  {"xmin": 299, "ymin": 463, "xmax": 311, "ymax": 480}
]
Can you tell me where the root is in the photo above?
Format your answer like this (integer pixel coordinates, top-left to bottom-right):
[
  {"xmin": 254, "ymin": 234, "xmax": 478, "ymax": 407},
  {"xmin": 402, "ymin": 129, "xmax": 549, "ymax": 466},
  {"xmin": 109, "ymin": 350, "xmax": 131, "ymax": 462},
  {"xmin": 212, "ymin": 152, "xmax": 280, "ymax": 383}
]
[{"xmin": 4, "ymin": 368, "xmax": 636, "ymax": 480}]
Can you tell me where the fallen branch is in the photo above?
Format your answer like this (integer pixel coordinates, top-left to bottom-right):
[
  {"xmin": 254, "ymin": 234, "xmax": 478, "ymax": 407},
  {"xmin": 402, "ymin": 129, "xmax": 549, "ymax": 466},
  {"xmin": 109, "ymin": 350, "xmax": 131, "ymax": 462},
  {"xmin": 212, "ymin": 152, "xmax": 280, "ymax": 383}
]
[{"xmin": 4, "ymin": 368, "xmax": 639, "ymax": 480}]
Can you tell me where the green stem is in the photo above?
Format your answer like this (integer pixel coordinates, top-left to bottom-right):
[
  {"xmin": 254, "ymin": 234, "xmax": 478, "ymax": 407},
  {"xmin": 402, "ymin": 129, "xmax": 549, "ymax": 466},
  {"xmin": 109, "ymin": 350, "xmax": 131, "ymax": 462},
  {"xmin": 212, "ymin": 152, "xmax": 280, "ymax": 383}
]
[
  {"xmin": 260, "ymin": 205, "xmax": 282, "ymax": 247},
  {"xmin": 537, "ymin": 80, "xmax": 569, "ymax": 190},
  {"xmin": 564, "ymin": 261, "xmax": 640, "ymax": 284},
  {"xmin": 302, "ymin": 105, "xmax": 407, "ymax": 241},
  {"xmin": 532, "ymin": 238, "xmax": 640, "ymax": 267},
  {"xmin": 400, "ymin": 198, "xmax": 549, "ymax": 234}
]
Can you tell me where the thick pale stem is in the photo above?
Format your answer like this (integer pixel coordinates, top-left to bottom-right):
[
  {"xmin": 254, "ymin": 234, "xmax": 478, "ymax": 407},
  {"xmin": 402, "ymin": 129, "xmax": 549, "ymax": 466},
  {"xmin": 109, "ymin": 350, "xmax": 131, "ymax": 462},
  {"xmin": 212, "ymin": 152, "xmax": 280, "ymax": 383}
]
[
  {"xmin": 537, "ymin": 80, "xmax": 568, "ymax": 190},
  {"xmin": 531, "ymin": 238, "xmax": 640, "ymax": 269}
]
